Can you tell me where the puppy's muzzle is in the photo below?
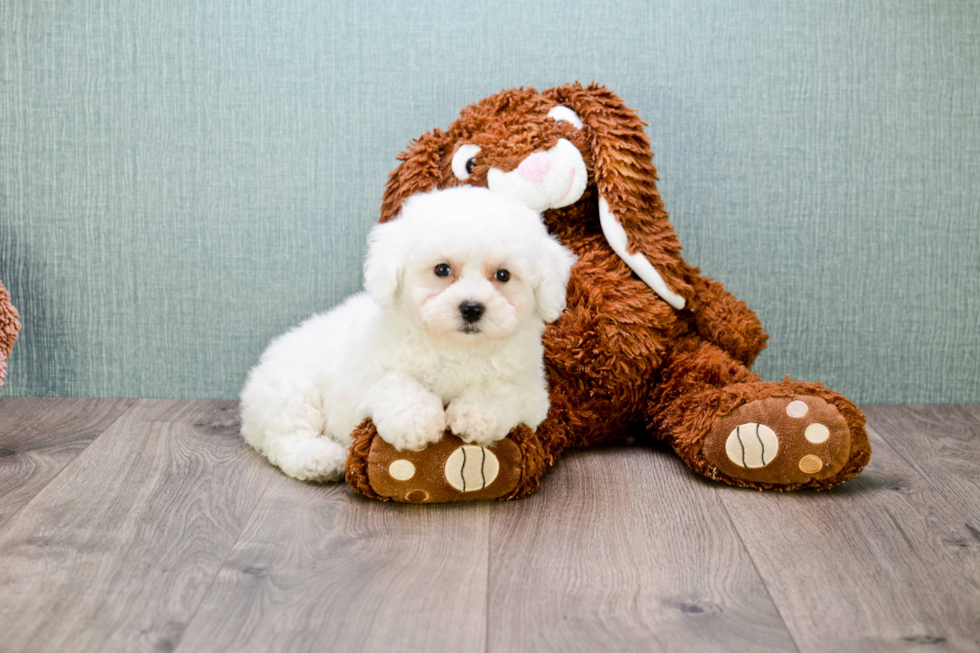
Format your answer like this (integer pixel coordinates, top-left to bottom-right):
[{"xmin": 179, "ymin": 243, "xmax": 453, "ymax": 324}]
[{"xmin": 459, "ymin": 301, "xmax": 484, "ymax": 324}]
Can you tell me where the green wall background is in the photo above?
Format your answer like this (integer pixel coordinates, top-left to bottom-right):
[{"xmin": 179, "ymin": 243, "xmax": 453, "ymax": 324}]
[{"xmin": 2, "ymin": 0, "xmax": 978, "ymax": 402}]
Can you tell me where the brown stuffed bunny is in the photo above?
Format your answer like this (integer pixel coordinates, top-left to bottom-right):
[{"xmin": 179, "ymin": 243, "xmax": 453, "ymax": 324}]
[
  {"xmin": 346, "ymin": 83, "xmax": 871, "ymax": 503},
  {"xmin": 0, "ymin": 281, "xmax": 20, "ymax": 386}
]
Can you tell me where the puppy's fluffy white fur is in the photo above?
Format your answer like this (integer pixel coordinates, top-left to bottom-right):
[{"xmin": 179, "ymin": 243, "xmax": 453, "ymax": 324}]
[{"xmin": 240, "ymin": 187, "xmax": 576, "ymax": 482}]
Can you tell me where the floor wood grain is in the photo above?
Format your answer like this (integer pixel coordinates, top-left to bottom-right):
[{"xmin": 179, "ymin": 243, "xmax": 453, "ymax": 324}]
[
  {"xmin": 864, "ymin": 404, "xmax": 980, "ymax": 524},
  {"xmin": 176, "ymin": 478, "xmax": 491, "ymax": 653},
  {"xmin": 717, "ymin": 425, "xmax": 980, "ymax": 652},
  {"xmin": 0, "ymin": 400, "xmax": 275, "ymax": 653},
  {"xmin": 487, "ymin": 446, "xmax": 798, "ymax": 652},
  {"xmin": 1, "ymin": 401, "xmax": 978, "ymax": 652},
  {"xmin": 0, "ymin": 397, "xmax": 135, "ymax": 526}
]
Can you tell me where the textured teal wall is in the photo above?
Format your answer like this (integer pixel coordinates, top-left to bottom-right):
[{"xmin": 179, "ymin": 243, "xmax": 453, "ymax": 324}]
[{"xmin": 1, "ymin": 0, "xmax": 978, "ymax": 402}]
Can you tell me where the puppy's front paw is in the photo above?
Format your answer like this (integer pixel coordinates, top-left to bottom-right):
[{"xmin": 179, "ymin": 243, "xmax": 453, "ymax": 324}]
[
  {"xmin": 375, "ymin": 399, "xmax": 446, "ymax": 452},
  {"xmin": 446, "ymin": 399, "xmax": 514, "ymax": 445}
]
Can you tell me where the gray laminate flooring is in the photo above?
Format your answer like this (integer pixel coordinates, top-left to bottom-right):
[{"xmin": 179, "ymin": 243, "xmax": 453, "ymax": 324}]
[{"xmin": 0, "ymin": 399, "xmax": 977, "ymax": 652}]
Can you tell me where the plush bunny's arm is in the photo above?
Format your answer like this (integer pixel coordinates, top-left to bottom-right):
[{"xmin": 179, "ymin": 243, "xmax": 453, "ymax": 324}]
[{"xmin": 681, "ymin": 265, "xmax": 769, "ymax": 366}]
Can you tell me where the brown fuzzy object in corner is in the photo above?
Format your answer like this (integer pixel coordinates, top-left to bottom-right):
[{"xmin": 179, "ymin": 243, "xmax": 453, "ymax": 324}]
[
  {"xmin": 346, "ymin": 84, "xmax": 871, "ymax": 502},
  {"xmin": 0, "ymin": 281, "xmax": 20, "ymax": 386}
]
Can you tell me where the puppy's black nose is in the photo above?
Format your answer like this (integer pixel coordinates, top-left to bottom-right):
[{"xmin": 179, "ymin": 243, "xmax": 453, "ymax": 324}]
[{"xmin": 459, "ymin": 301, "xmax": 484, "ymax": 323}]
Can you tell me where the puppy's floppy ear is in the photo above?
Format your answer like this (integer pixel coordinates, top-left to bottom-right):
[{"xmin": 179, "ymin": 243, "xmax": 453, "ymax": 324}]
[
  {"xmin": 533, "ymin": 235, "xmax": 577, "ymax": 323},
  {"xmin": 380, "ymin": 130, "xmax": 453, "ymax": 224},
  {"xmin": 543, "ymin": 83, "xmax": 691, "ymax": 310},
  {"xmin": 363, "ymin": 218, "xmax": 406, "ymax": 307}
]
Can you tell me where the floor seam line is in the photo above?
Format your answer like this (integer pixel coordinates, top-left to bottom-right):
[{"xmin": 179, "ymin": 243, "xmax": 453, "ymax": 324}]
[
  {"xmin": 716, "ymin": 494, "xmax": 804, "ymax": 653},
  {"xmin": 485, "ymin": 504, "xmax": 492, "ymax": 653},
  {"xmin": 863, "ymin": 415, "xmax": 980, "ymax": 535},
  {"xmin": 171, "ymin": 464, "xmax": 275, "ymax": 653},
  {"xmin": 0, "ymin": 397, "xmax": 139, "ymax": 534}
]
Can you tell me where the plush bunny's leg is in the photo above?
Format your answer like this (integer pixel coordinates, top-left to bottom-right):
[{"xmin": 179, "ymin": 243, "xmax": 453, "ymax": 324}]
[{"xmin": 648, "ymin": 337, "xmax": 871, "ymax": 490}]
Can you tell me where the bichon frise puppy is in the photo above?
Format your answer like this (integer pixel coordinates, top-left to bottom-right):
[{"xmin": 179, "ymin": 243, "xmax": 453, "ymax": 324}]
[{"xmin": 240, "ymin": 187, "xmax": 576, "ymax": 482}]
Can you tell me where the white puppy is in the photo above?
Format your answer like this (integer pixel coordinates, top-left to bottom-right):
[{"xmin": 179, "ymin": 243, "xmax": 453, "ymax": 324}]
[{"xmin": 240, "ymin": 187, "xmax": 576, "ymax": 482}]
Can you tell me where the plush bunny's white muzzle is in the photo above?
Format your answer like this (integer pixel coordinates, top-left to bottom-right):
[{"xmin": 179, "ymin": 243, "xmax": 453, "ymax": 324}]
[{"xmin": 486, "ymin": 139, "xmax": 587, "ymax": 212}]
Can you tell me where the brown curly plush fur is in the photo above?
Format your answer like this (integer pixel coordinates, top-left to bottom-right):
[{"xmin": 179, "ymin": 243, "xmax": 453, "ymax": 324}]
[
  {"xmin": 346, "ymin": 83, "xmax": 871, "ymax": 499},
  {"xmin": 0, "ymin": 281, "xmax": 20, "ymax": 386}
]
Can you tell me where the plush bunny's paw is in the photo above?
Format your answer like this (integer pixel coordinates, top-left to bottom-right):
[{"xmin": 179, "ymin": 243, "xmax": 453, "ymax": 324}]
[
  {"xmin": 346, "ymin": 420, "xmax": 543, "ymax": 503},
  {"xmin": 702, "ymin": 395, "xmax": 854, "ymax": 487}
]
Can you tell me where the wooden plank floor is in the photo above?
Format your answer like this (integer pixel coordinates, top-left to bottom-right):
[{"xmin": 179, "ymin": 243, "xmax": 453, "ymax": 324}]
[{"xmin": 0, "ymin": 398, "xmax": 978, "ymax": 652}]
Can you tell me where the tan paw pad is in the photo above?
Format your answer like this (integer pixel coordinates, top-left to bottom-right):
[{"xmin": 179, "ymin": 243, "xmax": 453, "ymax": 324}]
[
  {"xmin": 804, "ymin": 423, "xmax": 830, "ymax": 443},
  {"xmin": 444, "ymin": 445, "xmax": 499, "ymax": 492},
  {"xmin": 388, "ymin": 459, "xmax": 415, "ymax": 481},
  {"xmin": 786, "ymin": 400, "xmax": 809, "ymax": 418},
  {"xmin": 799, "ymin": 455, "xmax": 823, "ymax": 474},
  {"xmin": 725, "ymin": 424, "xmax": 778, "ymax": 468}
]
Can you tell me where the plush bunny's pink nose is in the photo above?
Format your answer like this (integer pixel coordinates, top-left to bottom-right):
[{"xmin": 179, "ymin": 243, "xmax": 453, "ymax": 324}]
[{"xmin": 517, "ymin": 152, "xmax": 551, "ymax": 184}]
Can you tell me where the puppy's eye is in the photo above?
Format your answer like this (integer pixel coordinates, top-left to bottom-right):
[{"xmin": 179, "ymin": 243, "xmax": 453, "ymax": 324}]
[
  {"xmin": 434, "ymin": 263, "xmax": 451, "ymax": 277},
  {"xmin": 452, "ymin": 144, "xmax": 482, "ymax": 180},
  {"xmin": 547, "ymin": 106, "xmax": 583, "ymax": 130},
  {"xmin": 494, "ymin": 269, "xmax": 510, "ymax": 282}
]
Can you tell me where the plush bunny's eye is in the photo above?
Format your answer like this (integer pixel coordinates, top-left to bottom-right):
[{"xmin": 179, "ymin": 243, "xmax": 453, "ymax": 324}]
[
  {"xmin": 452, "ymin": 144, "xmax": 482, "ymax": 180},
  {"xmin": 547, "ymin": 106, "xmax": 583, "ymax": 129}
]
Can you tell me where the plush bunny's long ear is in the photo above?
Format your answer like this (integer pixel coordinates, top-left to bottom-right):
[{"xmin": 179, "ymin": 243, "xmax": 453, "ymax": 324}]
[
  {"xmin": 543, "ymin": 83, "xmax": 690, "ymax": 310},
  {"xmin": 379, "ymin": 129, "xmax": 452, "ymax": 223}
]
